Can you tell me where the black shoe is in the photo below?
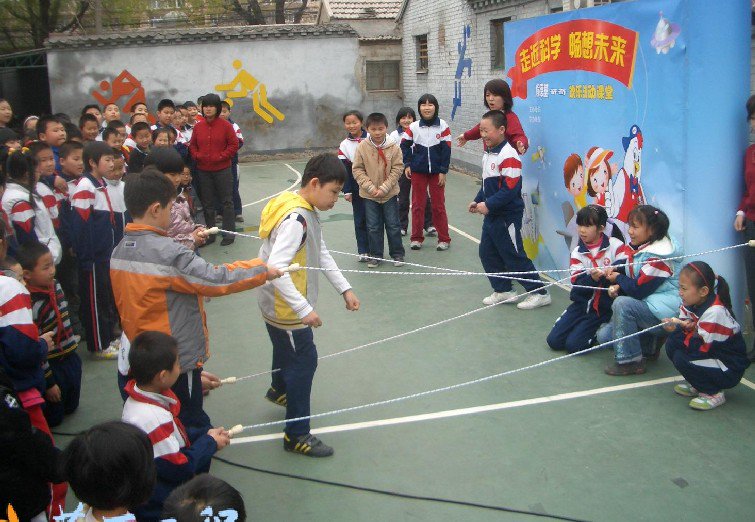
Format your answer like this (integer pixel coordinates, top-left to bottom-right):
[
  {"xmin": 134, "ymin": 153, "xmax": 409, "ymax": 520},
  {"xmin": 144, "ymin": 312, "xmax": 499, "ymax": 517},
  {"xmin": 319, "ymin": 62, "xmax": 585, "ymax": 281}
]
[
  {"xmin": 204, "ymin": 234, "xmax": 216, "ymax": 245},
  {"xmin": 604, "ymin": 360, "xmax": 646, "ymax": 376},
  {"xmin": 283, "ymin": 433, "xmax": 334, "ymax": 457},
  {"xmin": 264, "ymin": 387, "xmax": 287, "ymax": 407},
  {"xmin": 220, "ymin": 236, "xmax": 235, "ymax": 246}
]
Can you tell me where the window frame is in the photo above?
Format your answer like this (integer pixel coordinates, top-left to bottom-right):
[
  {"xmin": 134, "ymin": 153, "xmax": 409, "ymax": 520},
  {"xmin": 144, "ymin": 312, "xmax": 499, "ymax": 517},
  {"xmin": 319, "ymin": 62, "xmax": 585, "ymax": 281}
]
[
  {"xmin": 490, "ymin": 17, "xmax": 510, "ymax": 71},
  {"xmin": 366, "ymin": 60, "xmax": 401, "ymax": 92},
  {"xmin": 415, "ymin": 34, "xmax": 429, "ymax": 73}
]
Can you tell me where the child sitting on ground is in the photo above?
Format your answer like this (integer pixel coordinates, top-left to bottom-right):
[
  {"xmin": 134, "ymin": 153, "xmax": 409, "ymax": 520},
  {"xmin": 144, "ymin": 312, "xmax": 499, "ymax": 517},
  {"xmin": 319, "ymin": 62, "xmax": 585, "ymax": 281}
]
[
  {"xmin": 663, "ymin": 261, "xmax": 751, "ymax": 410},
  {"xmin": 60, "ymin": 421, "xmax": 155, "ymax": 522},
  {"xmin": 163, "ymin": 474, "xmax": 246, "ymax": 522},
  {"xmin": 352, "ymin": 112, "xmax": 405, "ymax": 267},
  {"xmin": 144, "ymin": 148, "xmax": 207, "ymax": 249},
  {"xmin": 258, "ymin": 153, "xmax": 360, "ymax": 457},
  {"xmin": 122, "ymin": 331, "xmax": 230, "ymax": 520},
  {"xmin": 111, "ymin": 169, "xmax": 280, "ymax": 431},
  {"xmin": 598, "ymin": 205, "xmax": 681, "ymax": 375},
  {"xmin": 468, "ymin": 110, "xmax": 550, "ymax": 310},
  {"xmin": 18, "ymin": 241, "xmax": 81, "ymax": 428}
]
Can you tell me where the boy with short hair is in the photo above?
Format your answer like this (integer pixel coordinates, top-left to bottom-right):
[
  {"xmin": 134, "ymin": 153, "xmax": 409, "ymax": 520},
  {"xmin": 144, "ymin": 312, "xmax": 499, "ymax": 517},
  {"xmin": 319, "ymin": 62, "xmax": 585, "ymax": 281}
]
[
  {"xmin": 79, "ymin": 113, "xmax": 100, "ymax": 143},
  {"xmin": 352, "ymin": 112, "xmax": 405, "ymax": 267},
  {"xmin": 468, "ymin": 111, "xmax": 551, "ymax": 310},
  {"xmin": 57, "ymin": 140, "xmax": 85, "ymax": 325},
  {"xmin": 258, "ymin": 153, "xmax": 360, "ymax": 457},
  {"xmin": 36, "ymin": 115, "xmax": 68, "ymax": 192},
  {"xmin": 0, "ymin": 127, "xmax": 21, "ymax": 149},
  {"xmin": 153, "ymin": 99, "xmax": 186, "ymax": 144},
  {"xmin": 17, "ymin": 241, "xmax": 81, "ymax": 427},
  {"xmin": 102, "ymin": 103, "xmax": 121, "ymax": 127},
  {"xmin": 122, "ymin": 331, "xmax": 230, "ymax": 521},
  {"xmin": 128, "ymin": 121, "xmax": 152, "ymax": 174},
  {"xmin": 71, "ymin": 141, "xmax": 120, "ymax": 357},
  {"xmin": 110, "ymin": 168, "xmax": 280, "ymax": 430}
]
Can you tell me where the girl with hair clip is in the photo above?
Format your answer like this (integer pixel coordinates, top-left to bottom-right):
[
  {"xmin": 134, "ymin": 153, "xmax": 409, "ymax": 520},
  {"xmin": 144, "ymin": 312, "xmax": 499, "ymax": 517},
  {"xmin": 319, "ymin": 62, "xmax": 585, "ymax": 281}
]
[
  {"xmin": 597, "ymin": 205, "xmax": 682, "ymax": 375},
  {"xmin": 456, "ymin": 79, "xmax": 529, "ymax": 154},
  {"xmin": 0, "ymin": 147, "xmax": 62, "ymax": 264},
  {"xmin": 662, "ymin": 261, "xmax": 751, "ymax": 410}
]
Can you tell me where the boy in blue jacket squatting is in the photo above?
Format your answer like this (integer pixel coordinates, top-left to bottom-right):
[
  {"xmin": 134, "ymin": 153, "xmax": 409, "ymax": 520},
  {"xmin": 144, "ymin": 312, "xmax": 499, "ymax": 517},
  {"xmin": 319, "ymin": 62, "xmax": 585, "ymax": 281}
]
[
  {"xmin": 122, "ymin": 331, "xmax": 231, "ymax": 521},
  {"xmin": 468, "ymin": 110, "xmax": 550, "ymax": 310}
]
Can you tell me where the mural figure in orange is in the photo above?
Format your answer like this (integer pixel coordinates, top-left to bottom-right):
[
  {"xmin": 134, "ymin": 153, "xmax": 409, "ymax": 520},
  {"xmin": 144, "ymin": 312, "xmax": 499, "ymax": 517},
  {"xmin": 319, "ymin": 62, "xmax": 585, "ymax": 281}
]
[
  {"xmin": 91, "ymin": 70, "xmax": 155, "ymax": 124},
  {"xmin": 215, "ymin": 60, "xmax": 285, "ymax": 124}
]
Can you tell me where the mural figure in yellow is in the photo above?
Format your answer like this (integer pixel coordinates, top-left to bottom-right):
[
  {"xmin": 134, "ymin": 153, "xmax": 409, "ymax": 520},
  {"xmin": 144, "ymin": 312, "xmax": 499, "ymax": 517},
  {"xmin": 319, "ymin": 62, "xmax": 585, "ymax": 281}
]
[{"xmin": 214, "ymin": 60, "xmax": 285, "ymax": 124}]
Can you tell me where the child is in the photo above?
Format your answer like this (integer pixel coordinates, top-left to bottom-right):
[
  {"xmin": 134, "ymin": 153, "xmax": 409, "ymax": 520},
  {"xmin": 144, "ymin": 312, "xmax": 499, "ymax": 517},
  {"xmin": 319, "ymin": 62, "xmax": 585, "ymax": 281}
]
[
  {"xmin": 71, "ymin": 141, "xmax": 119, "ymax": 358},
  {"xmin": 337, "ymin": 110, "xmax": 369, "ymax": 261},
  {"xmin": 64, "ymin": 122, "xmax": 83, "ymax": 143},
  {"xmin": 36, "ymin": 115, "xmax": 67, "ymax": 175},
  {"xmin": 153, "ymin": 99, "xmax": 186, "ymax": 144},
  {"xmin": 547, "ymin": 205, "xmax": 627, "ymax": 352},
  {"xmin": 352, "ymin": 112, "xmax": 405, "ymax": 267},
  {"xmin": 17, "ymin": 241, "xmax": 81, "ymax": 427},
  {"xmin": 598, "ymin": 205, "xmax": 681, "ymax": 375},
  {"xmin": 24, "ymin": 115, "xmax": 40, "ymax": 141},
  {"xmin": 456, "ymin": 78, "xmax": 528, "ymax": 154},
  {"xmin": 663, "ymin": 262, "xmax": 751, "ymax": 410},
  {"xmin": 401, "ymin": 94, "xmax": 452, "ymax": 251},
  {"xmin": 389, "ymin": 107, "xmax": 433, "ymax": 237},
  {"xmin": 152, "ymin": 128, "xmax": 171, "ymax": 148},
  {"xmin": 58, "ymin": 141, "xmax": 85, "ymax": 308},
  {"xmin": 1, "ymin": 147, "xmax": 63, "ymax": 263},
  {"xmin": 80, "ymin": 104, "xmax": 103, "ymax": 126},
  {"xmin": 79, "ymin": 113, "xmax": 100, "ymax": 143},
  {"xmin": 122, "ymin": 331, "xmax": 230, "ymax": 520},
  {"xmin": 0, "ymin": 127, "xmax": 21, "ymax": 150},
  {"xmin": 258, "ymin": 153, "xmax": 360, "ymax": 457},
  {"xmin": 102, "ymin": 103, "xmax": 121, "ymax": 128},
  {"xmin": 220, "ymin": 101, "xmax": 244, "ymax": 222},
  {"xmin": 468, "ymin": 111, "xmax": 550, "ymax": 310},
  {"xmin": 102, "ymin": 126, "xmax": 125, "ymax": 155},
  {"xmin": 163, "ymin": 474, "xmax": 246, "ymax": 522},
  {"xmin": 0, "ymin": 367, "xmax": 65, "ymax": 522},
  {"xmin": 105, "ymin": 149, "xmax": 128, "ymax": 246},
  {"xmin": 145, "ymin": 148, "xmax": 207, "ymax": 249},
  {"xmin": 110, "ymin": 169, "xmax": 279, "ymax": 430},
  {"xmin": 60, "ymin": 421, "xmax": 155, "ymax": 522}
]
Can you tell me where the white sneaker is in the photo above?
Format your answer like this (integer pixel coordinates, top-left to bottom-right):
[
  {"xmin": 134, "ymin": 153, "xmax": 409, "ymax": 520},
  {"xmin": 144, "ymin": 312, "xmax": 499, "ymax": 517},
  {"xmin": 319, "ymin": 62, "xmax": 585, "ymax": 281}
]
[
  {"xmin": 425, "ymin": 226, "xmax": 437, "ymax": 237},
  {"xmin": 401, "ymin": 229, "xmax": 407, "ymax": 236},
  {"xmin": 393, "ymin": 258, "xmax": 405, "ymax": 267},
  {"xmin": 516, "ymin": 292, "xmax": 552, "ymax": 310},
  {"xmin": 689, "ymin": 391, "xmax": 726, "ymax": 410},
  {"xmin": 410, "ymin": 241, "xmax": 422, "ymax": 250},
  {"xmin": 94, "ymin": 345, "xmax": 119, "ymax": 360},
  {"xmin": 482, "ymin": 291, "xmax": 520, "ymax": 305},
  {"xmin": 358, "ymin": 254, "xmax": 369, "ymax": 263},
  {"xmin": 436, "ymin": 242, "xmax": 449, "ymax": 251}
]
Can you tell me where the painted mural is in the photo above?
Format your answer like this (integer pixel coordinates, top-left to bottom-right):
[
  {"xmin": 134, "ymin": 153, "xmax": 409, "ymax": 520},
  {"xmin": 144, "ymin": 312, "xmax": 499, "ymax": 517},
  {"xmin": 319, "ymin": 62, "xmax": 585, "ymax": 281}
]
[
  {"xmin": 451, "ymin": 25, "xmax": 472, "ymax": 121},
  {"xmin": 91, "ymin": 69, "xmax": 156, "ymax": 124},
  {"xmin": 214, "ymin": 60, "xmax": 285, "ymax": 124}
]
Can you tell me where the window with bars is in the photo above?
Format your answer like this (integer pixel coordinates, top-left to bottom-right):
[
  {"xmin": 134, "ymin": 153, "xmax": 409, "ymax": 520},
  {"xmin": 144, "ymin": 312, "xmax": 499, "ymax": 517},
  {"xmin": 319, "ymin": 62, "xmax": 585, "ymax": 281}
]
[
  {"xmin": 490, "ymin": 17, "xmax": 510, "ymax": 70},
  {"xmin": 366, "ymin": 61, "xmax": 400, "ymax": 92},
  {"xmin": 415, "ymin": 34, "xmax": 428, "ymax": 72}
]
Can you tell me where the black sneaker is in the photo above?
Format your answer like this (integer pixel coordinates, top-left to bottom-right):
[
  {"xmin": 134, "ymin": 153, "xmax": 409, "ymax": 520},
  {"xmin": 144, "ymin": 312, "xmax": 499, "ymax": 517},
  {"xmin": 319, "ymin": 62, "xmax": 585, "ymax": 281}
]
[
  {"xmin": 220, "ymin": 236, "xmax": 235, "ymax": 246},
  {"xmin": 265, "ymin": 387, "xmax": 287, "ymax": 407},
  {"xmin": 283, "ymin": 433, "xmax": 334, "ymax": 457}
]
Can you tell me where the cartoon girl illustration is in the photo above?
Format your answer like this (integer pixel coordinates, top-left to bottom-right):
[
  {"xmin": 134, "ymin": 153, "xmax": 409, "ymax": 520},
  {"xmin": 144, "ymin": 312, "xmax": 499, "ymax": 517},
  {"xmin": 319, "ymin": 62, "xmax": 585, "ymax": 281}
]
[{"xmin": 585, "ymin": 146, "xmax": 625, "ymax": 241}]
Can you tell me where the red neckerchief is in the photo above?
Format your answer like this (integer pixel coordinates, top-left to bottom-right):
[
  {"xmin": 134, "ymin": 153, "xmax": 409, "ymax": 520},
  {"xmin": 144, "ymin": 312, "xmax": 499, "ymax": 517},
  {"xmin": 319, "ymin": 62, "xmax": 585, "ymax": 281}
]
[
  {"xmin": 28, "ymin": 283, "xmax": 65, "ymax": 346},
  {"xmin": 374, "ymin": 139, "xmax": 389, "ymax": 181},
  {"xmin": 582, "ymin": 239, "xmax": 608, "ymax": 315},
  {"xmin": 124, "ymin": 379, "xmax": 191, "ymax": 447}
]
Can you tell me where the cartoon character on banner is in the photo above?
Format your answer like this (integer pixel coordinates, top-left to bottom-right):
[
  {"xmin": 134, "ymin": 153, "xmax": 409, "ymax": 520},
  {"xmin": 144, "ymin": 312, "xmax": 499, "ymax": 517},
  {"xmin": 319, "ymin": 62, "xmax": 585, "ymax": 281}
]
[
  {"xmin": 214, "ymin": 60, "xmax": 285, "ymax": 124},
  {"xmin": 557, "ymin": 153, "xmax": 587, "ymax": 251},
  {"xmin": 609, "ymin": 125, "xmax": 645, "ymax": 228},
  {"xmin": 585, "ymin": 146, "xmax": 625, "ymax": 242},
  {"xmin": 92, "ymin": 70, "xmax": 155, "ymax": 124},
  {"xmin": 650, "ymin": 11, "xmax": 681, "ymax": 55}
]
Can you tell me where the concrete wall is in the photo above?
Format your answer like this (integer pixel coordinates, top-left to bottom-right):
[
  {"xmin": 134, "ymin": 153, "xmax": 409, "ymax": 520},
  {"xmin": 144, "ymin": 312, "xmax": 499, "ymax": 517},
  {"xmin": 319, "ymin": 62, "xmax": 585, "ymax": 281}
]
[
  {"xmin": 46, "ymin": 26, "xmax": 402, "ymax": 155},
  {"xmin": 401, "ymin": 0, "xmax": 553, "ymax": 172}
]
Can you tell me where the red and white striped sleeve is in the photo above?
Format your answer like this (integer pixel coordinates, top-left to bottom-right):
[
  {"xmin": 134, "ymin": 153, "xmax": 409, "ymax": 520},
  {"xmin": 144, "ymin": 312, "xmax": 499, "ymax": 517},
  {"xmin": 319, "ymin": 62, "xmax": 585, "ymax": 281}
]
[{"xmin": 697, "ymin": 303, "xmax": 739, "ymax": 353}]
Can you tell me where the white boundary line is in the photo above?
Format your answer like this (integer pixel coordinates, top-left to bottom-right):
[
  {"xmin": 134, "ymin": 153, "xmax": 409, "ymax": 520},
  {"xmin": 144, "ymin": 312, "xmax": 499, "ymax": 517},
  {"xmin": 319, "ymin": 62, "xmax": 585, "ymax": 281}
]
[
  {"xmin": 241, "ymin": 163, "xmax": 302, "ymax": 208},
  {"xmin": 741, "ymin": 378, "xmax": 755, "ymax": 391},
  {"xmin": 230, "ymin": 376, "xmax": 684, "ymax": 445}
]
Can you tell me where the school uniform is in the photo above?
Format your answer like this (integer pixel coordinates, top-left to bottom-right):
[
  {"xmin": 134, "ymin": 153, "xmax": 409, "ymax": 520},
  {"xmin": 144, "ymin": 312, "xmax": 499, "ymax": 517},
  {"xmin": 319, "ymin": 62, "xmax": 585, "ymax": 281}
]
[
  {"xmin": 105, "ymin": 178, "xmax": 128, "ymax": 246},
  {"xmin": 474, "ymin": 141, "xmax": 544, "ymax": 293},
  {"xmin": 29, "ymin": 281, "xmax": 81, "ymax": 427},
  {"xmin": 665, "ymin": 296, "xmax": 751, "ymax": 394},
  {"xmin": 122, "ymin": 380, "xmax": 217, "ymax": 521},
  {"xmin": 127, "ymin": 146, "xmax": 149, "ymax": 174},
  {"xmin": 71, "ymin": 173, "xmax": 118, "ymax": 353},
  {"xmin": 2, "ymin": 182, "xmax": 62, "ymax": 264},
  {"xmin": 547, "ymin": 235, "xmax": 628, "ymax": 353},
  {"xmin": 389, "ymin": 128, "xmax": 432, "ymax": 233},
  {"xmin": 400, "ymin": 117, "xmax": 452, "ymax": 243},
  {"xmin": 339, "ymin": 131, "xmax": 369, "ymax": 255}
]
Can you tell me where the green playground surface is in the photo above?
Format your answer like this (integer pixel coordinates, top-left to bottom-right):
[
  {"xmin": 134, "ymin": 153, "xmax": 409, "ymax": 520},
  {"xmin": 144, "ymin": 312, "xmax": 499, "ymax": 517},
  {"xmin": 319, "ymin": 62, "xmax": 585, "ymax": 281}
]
[{"xmin": 58, "ymin": 159, "xmax": 755, "ymax": 522}]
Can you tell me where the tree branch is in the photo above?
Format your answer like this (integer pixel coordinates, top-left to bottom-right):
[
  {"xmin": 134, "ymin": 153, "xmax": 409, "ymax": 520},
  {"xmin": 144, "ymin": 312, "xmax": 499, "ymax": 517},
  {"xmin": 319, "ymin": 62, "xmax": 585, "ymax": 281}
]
[{"xmin": 57, "ymin": 0, "xmax": 90, "ymax": 33}]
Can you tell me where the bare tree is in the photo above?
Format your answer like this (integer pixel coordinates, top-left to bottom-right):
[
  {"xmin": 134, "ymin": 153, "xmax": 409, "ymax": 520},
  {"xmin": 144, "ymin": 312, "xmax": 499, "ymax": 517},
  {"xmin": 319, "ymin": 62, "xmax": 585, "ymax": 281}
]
[
  {"xmin": 292, "ymin": 0, "xmax": 308, "ymax": 23},
  {"xmin": 228, "ymin": 0, "xmax": 266, "ymax": 24},
  {"xmin": 0, "ymin": 0, "xmax": 91, "ymax": 51}
]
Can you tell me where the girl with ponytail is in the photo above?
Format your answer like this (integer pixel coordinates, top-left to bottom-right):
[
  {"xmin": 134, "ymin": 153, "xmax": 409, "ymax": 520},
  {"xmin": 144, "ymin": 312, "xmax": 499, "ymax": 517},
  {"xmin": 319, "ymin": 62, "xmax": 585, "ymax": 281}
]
[{"xmin": 662, "ymin": 261, "xmax": 751, "ymax": 410}]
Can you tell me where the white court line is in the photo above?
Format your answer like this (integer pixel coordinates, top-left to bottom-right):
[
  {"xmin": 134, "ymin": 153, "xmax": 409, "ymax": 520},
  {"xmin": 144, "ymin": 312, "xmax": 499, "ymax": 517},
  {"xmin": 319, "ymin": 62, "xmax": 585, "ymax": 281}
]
[
  {"xmin": 231, "ymin": 375, "xmax": 684, "ymax": 444},
  {"xmin": 741, "ymin": 378, "xmax": 755, "ymax": 391},
  {"xmin": 448, "ymin": 223, "xmax": 481, "ymax": 244},
  {"xmin": 241, "ymin": 163, "xmax": 302, "ymax": 208}
]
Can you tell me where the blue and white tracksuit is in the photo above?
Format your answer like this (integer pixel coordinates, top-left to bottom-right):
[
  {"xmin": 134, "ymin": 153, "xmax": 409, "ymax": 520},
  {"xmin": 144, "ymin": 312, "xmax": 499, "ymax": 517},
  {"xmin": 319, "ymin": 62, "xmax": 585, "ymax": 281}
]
[
  {"xmin": 475, "ymin": 141, "xmax": 544, "ymax": 293},
  {"xmin": 547, "ymin": 235, "xmax": 628, "ymax": 353},
  {"xmin": 665, "ymin": 295, "xmax": 750, "ymax": 394}
]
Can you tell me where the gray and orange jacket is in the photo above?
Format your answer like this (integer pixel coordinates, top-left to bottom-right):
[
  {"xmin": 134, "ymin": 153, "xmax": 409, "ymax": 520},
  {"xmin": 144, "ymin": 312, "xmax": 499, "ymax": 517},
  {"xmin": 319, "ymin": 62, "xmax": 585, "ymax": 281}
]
[{"xmin": 110, "ymin": 223, "xmax": 268, "ymax": 372}]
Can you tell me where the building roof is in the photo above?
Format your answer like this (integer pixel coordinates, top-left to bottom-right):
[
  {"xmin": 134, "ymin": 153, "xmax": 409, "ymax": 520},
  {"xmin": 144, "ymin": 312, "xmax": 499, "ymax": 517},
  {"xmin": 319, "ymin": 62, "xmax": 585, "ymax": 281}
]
[
  {"xmin": 46, "ymin": 23, "xmax": 356, "ymax": 50},
  {"xmin": 321, "ymin": 0, "xmax": 403, "ymax": 20}
]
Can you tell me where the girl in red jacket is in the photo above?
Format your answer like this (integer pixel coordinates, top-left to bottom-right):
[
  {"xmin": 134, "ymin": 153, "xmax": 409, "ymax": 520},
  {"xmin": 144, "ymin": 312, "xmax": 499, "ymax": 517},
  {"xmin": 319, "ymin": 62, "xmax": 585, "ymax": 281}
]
[
  {"xmin": 188, "ymin": 93, "xmax": 239, "ymax": 246},
  {"xmin": 456, "ymin": 79, "xmax": 528, "ymax": 155}
]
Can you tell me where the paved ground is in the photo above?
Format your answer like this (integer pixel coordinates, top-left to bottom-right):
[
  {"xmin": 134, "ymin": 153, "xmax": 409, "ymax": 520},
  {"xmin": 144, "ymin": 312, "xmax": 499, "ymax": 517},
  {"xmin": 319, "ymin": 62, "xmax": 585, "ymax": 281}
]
[{"xmin": 58, "ymin": 160, "xmax": 755, "ymax": 522}]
